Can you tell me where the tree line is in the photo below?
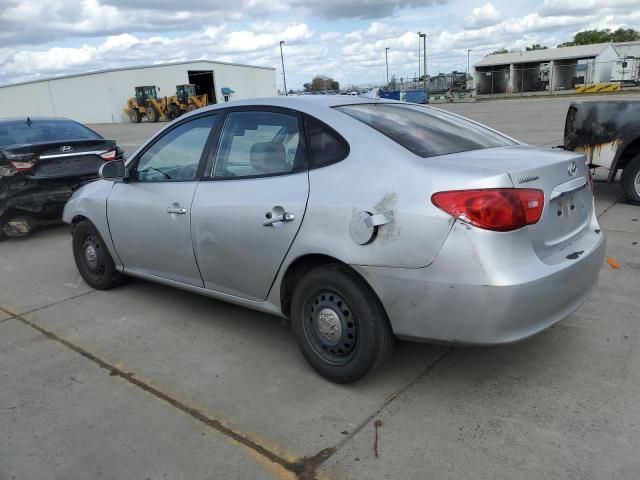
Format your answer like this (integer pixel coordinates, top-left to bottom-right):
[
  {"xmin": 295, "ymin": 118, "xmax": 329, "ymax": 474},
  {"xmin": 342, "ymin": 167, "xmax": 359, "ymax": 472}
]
[{"xmin": 488, "ymin": 28, "xmax": 640, "ymax": 56}]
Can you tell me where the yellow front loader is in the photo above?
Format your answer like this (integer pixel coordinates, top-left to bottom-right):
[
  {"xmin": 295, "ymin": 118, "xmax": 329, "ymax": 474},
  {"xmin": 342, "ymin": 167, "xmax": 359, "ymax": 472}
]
[
  {"xmin": 166, "ymin": 84, "xmax": 209, "ymax": 119},
  {"xmin": 124, "ymin": 86, "xmax": 168, "ymax": 123}
]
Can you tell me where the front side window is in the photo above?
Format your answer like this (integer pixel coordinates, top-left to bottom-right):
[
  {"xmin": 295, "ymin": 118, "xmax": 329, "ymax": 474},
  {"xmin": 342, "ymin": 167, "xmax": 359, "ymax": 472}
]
[
  {"xmin": 136, "ymin": 115, "xmax": 217, "ymax": 182},
  {"xmin": 212, "ymin": 111, "xmax": 303, "ymax": 179},
  {"xmin": 335, "ymin": 103, "xmax": 515, "ymax": 158}
]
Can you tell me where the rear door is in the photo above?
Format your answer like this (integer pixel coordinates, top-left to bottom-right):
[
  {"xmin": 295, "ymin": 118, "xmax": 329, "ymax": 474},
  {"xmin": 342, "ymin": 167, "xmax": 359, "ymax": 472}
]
[
  {"xmin": 191, "ymin": 108, "xmax": 309, "ymax": 300},
  {"xmin": 107, "ymin": 114, "xmax": 219, "ymax": 286}
]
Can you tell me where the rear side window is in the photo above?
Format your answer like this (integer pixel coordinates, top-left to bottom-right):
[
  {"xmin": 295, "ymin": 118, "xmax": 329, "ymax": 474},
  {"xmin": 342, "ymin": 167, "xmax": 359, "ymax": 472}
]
[
  {"xmin": 0, "ymin": 120, "xmax": 100, "ymax": 147},
  {"xmin": 304, "ymin": 116, "xmax": 349, "ymax": 167},
  {"xmin": 335, "ymin": 103, "xmax": 514, "ymax": 158}
]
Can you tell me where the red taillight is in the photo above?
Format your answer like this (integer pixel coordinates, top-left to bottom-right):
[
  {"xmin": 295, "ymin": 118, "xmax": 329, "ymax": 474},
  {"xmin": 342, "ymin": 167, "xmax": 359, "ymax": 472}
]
[
  {"xmin": 431, "ymin": 188, "xmax": 544, "ymax": 232},
  {"xmin": 9, "ymin": 160, "xmax": 34, "ymax": 172},
  {"xmin": 587, "ymin": 167, "xmax": 594, "ymax": 194},
  {"xmin": 100, "ymin": 149, "xmax": 117, "ymax": 161}
]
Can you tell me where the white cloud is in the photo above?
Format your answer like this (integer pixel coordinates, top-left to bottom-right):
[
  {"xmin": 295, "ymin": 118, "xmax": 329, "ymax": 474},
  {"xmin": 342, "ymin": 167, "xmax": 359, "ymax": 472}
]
[
  {"xmin": 0, "ymin": 0, "xmax": 638, "ymax": 89},
  {"xmin": 464, "ymin": 3, "xmax": 502, "ymax": 29}
]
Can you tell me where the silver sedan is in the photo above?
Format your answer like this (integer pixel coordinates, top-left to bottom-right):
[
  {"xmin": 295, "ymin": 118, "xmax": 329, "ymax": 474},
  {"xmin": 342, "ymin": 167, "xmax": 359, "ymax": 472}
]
[{"xmin": 63, "ymin": 96, "xmax": 606, "ymax": 383}]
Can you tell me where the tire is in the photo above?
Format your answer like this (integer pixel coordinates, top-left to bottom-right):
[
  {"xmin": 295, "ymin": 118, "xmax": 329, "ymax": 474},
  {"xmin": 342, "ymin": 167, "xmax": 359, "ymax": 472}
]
[
  {"xmin": 187, "ymin": 104, "xmax": 197, "ymax": 112},
  {"xmin": 621, "ymin": 153, "xmax": 640, "ymax": 204},
  {"xmin": 146, "ymin": 106, "xmax": 159, "ymax": 123},
  {"xmin": 128, "ymin": 109, "xmax": 141, "ymax": 123},
  {"xmin": 290, "ymin": 264, "xmax": 394, "ymax": 383},
  {"xmin": 0, "ymin": 218, "xmax": 6, "ymax": 242},
  {"xmin": 72, "ymin": 220, "xmax": 127, "ymax": 290},
  {"xmin": 167, "ymin": 105, "xmax": 179, "ymax": 120}
]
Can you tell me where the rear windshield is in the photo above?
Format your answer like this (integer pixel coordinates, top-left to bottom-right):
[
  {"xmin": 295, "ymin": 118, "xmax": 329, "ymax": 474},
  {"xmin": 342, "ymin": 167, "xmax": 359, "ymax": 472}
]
[
  {"xmin": 0, "ymin": 120, "xmax": 100, "ymax": 148},
  {"xmin": 335, "ymin": 103, "xmax": 515, "ymax": 158}
]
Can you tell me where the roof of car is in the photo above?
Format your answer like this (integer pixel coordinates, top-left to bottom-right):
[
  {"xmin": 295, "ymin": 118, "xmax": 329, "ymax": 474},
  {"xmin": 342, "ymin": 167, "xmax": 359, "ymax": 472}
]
[
  {"xmin": 0, "ymin": 117, "xmax": 77, "ymax": 124},
  {"xmin": 229, "ymin": 95, "xmax": 381, "ymax": 107},
  {"xmin": 193, "ymin": 95, "xmax": 392, "ymax": 118}
]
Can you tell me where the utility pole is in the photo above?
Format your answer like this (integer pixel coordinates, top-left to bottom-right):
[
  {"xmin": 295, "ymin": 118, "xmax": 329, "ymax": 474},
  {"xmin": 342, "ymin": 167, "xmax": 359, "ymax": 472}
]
[
  {"xmin": 385, "ymin": 47, "xmax": 390, "ymax": 85},
  {"xmin": 467, "ymin": 49, "xmax": 471, "ymax": 87},
  {"xmin": 279, "ymin": 41, "xmax": 287, "ymax": 96}
]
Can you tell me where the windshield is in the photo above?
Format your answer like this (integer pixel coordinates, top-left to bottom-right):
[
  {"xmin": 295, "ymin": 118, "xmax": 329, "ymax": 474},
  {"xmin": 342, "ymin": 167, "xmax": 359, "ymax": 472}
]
[
  {"xmin": 0, "ymin": 119, "xmax": 101, "ymax": 148},
  {"xmin": 335, "ymin": 103, "xmax": 516, "ymax": 158}
]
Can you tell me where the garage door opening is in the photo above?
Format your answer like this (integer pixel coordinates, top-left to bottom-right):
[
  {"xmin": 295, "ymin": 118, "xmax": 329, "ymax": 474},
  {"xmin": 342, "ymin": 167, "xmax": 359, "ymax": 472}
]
[{"xmin": 188, "ymin": 70, "xmax": 217, "ymax": 105}]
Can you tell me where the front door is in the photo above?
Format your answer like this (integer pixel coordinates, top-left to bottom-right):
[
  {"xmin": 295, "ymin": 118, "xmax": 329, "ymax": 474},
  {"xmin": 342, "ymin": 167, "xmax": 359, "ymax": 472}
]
[
  {"xmin": 108, "ymin": 114, "xmax": 219, "ymax": 286},
  {"xmin": 191, "ymin": 109, "xmax": 309, "ymax": 300}
]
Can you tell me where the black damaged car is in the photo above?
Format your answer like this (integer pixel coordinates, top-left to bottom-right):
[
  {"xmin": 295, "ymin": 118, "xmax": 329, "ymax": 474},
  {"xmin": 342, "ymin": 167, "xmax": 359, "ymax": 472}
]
[{"xmin": 0, "ymin": 117, "xmax": 122, "ymax": 239}]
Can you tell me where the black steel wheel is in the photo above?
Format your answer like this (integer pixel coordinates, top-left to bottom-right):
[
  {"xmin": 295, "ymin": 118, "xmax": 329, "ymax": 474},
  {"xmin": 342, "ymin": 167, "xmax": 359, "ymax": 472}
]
[
  {"xmin": 291, "ymin": 264, "xmax": 394, "ymax": 383},
  {"xmin": 72, "ymin": 220, "xmax": 127, "ymax": 289},
  {"xmin": 303, "ymin": 289, "xmax": 359, "ymax": 366}
]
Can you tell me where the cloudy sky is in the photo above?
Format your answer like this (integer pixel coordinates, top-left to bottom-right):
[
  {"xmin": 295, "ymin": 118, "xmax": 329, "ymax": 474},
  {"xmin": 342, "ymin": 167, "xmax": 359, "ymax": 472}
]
[{"xmin": 0, "ymin": 0, "xmax": 638, "ymax": 89}]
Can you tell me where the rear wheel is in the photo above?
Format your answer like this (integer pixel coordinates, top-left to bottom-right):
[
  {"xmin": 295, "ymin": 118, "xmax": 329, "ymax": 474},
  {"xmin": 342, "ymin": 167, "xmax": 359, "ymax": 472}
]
[
  {"xmin": 291, "ymin": 264, "xmax": 393, "ymax": 383},
  {"xmin": 72, "ymin": 220, "xmax": 127, "ymax": 289},
  {"xmin": 146, "ymin": 106, "xmax": 159, "ymax": 123},
  {"xmin": 621, "ymin": 153, "xmax": 640, "ymax": 204},
  {"xmin": 128, "ymin": 109, "xmax": 141, "ymax": 123}
]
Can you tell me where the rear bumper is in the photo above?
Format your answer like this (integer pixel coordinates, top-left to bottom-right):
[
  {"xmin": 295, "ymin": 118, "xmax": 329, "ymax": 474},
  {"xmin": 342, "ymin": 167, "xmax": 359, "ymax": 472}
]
[{"xmin": 354, "ymin": 221, "xmax": 606, "ymax": 345}]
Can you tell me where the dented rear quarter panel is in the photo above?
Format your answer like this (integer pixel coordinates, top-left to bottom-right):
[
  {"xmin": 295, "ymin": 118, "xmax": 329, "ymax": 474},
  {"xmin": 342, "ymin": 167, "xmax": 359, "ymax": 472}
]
[
  {"xmin": 279, "ymin": 107, "xmax": 515, "ymax": 270},
  {"xmin": 564, "ymin": 100, "xmax": 640, "ymax": 181}
]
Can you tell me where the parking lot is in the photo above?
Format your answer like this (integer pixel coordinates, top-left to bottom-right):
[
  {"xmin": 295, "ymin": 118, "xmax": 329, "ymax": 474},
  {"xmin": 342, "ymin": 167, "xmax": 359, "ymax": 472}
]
[{"xmin": 2, "ymin": 95, "xmax": 640, "ymax": 480}]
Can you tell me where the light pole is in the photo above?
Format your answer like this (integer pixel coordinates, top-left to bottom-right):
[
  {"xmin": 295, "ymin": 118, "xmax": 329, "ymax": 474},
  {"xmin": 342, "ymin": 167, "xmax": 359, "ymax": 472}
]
[
  {"xmin": 417, "ymin": 32, "xmax": 421, "ymax": 86},
  {"xmin": 279, "ymin": 41, "xmax": 287, "ymax": 96},
  {"xmin": 385, "ymin": 47, "xmax": 390, "ymax": 85},
  {"xmin": 419, "ymin": 33, "xmax": 427, "ymax": 92},
  {"xmin": 467, "ymin": 49, "xmax": 471, "ymax": 87}
]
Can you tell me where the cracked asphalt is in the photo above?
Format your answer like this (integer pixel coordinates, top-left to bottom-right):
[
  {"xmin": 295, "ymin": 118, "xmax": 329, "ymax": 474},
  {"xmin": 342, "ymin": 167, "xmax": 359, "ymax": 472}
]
[{"xmin": 1, "ymin": 95, "xmax": 640, "ymax": 479}]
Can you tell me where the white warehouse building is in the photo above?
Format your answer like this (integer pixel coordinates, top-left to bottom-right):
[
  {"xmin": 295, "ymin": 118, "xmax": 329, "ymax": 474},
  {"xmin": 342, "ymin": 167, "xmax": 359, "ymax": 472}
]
[
  {"xmin": 473, "ymin": 41, "xmax": 640, "ymax": 95},
  {"xmin": 0, "ymin": 60, "xmax": 277, "ymax": 124}
]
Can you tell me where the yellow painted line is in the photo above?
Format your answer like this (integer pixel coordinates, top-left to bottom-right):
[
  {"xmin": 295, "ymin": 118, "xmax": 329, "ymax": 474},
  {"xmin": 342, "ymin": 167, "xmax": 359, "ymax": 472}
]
[{"xmin": 0, "ymin": 305, "xmax": 325, "ymax": 480}]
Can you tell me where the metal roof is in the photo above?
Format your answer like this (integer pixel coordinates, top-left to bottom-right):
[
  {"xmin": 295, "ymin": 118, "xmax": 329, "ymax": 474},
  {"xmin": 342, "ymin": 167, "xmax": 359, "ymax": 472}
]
[
  {"xmin": 0, "ymin": 59, "xmax": 275, "ymax": 89},
  {"xmin": 613, "ymin": 41, "xmax": 640, "ymax": 58},
  {"xmin": 475, "ymin": 43, "xmax": 612, "ymax": 67}
]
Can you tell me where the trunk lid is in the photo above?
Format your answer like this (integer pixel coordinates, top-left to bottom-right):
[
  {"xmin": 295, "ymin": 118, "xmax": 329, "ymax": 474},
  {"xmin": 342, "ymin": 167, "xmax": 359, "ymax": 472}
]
[
  {"xmin": 433, "ymin": 145, "xmax": 593, "ymax": 259},
  {"xmin": 1, "ymin": 139, "xmax": 116, "ymax": 179}
]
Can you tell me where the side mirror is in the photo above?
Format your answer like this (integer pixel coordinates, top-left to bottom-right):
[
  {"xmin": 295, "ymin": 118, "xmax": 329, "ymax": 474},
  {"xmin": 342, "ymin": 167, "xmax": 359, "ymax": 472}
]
[{"xmin": 99, "ymin": 159, "xmax": 127, "ymax": 180}]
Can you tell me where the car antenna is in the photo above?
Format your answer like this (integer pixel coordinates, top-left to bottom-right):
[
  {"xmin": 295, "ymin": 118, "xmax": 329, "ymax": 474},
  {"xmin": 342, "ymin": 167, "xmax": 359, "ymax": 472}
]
[{"xmin": 26, "ymin": 117, "xmax": 32, "ymax": 127}]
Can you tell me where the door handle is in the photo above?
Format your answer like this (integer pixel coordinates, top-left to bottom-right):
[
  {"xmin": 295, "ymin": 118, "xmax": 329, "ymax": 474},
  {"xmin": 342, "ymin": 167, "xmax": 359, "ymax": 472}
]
[
  {"xmin": 166, "ymin": 206, "xmax": 187, "ymax": 215},
  {"xmin": 263, "ymin": 212, "xmax": 295, "ymax": 226}
]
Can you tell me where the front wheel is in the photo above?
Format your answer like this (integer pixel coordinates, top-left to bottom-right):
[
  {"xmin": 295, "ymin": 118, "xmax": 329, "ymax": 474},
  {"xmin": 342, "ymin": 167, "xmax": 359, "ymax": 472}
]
[
  {"xmin": 146, "ymin": 106, "xmax": 159, "ymax": 123},
  {"xmin": 621, "ymin": 153, "xmax": 640, "ymax": 204},
  {"xmin": 291, "ymin": 264, "xmax": 394, "ymax": 383},
  {"xmin": 128, "ymin": 109, "xmax": 141, "ymax": 123},
  {"xmin": 72, "ymin": 220, "xmax": 127, "ymax": 289}
]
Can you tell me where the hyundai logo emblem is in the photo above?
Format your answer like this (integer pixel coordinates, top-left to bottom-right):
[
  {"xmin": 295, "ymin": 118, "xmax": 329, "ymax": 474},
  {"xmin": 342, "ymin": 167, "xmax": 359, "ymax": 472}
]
[
  {"xmin": 567, "ymin": 161, "xmax": 577, "ymax": 177},
  {"xmin": 60, "ymin": 145, "xmax": 74, "ymax": 153}
]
